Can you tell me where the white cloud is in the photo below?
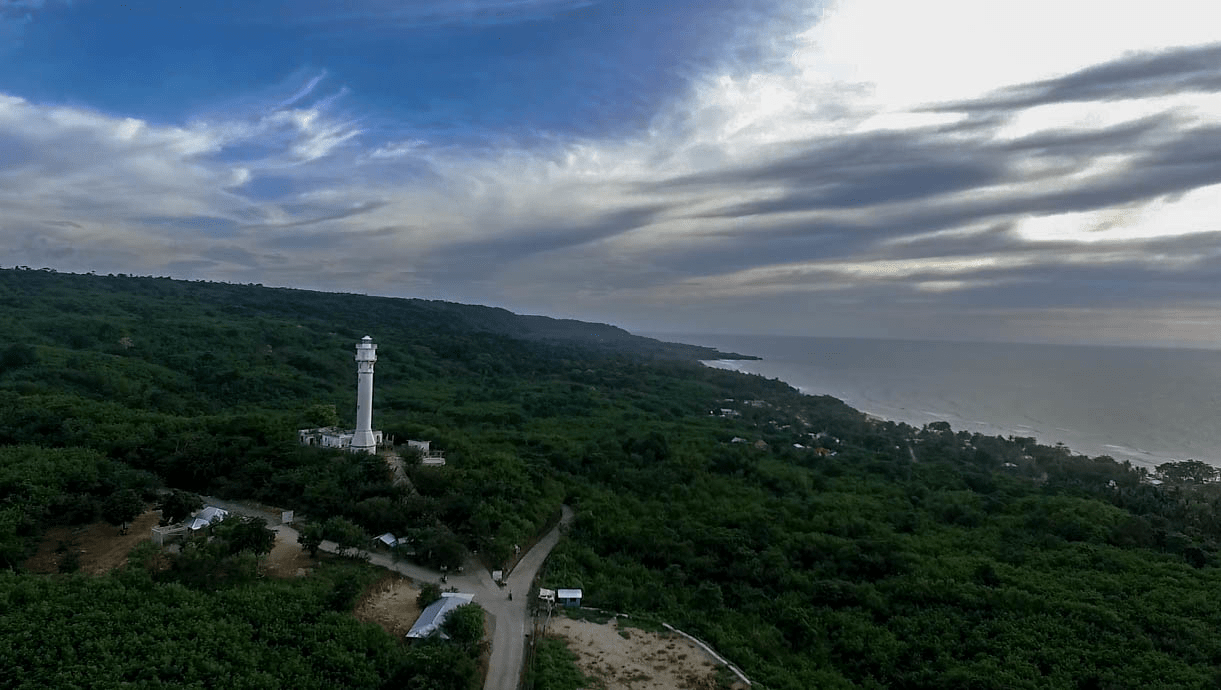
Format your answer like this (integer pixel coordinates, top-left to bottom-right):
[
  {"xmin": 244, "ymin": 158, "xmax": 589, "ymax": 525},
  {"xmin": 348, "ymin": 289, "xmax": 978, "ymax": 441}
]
[
  {"xmin": 805, "ymin": 0, "xmax": 1221, "ymax": 109},
  {"xmin": 6, "ymin": 0, "xmax": 1221, "ymax": 344},
  {"xmin": 1017, "ymin": 184, "xmax": 1221, "ymax": 244},
  {"xmin": 276, "ymin": 71, "xmax": 327, "ymax": 109}
]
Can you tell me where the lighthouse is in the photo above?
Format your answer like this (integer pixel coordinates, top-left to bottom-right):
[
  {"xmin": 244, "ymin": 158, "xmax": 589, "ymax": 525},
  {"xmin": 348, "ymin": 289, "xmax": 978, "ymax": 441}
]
[
  {"xmin": 351, "ymin": 335, "xmax": 378, "ymax": 454},
  {"xmin": 296, "ymin": 336, "xmax": 385, "ymax": 453}
]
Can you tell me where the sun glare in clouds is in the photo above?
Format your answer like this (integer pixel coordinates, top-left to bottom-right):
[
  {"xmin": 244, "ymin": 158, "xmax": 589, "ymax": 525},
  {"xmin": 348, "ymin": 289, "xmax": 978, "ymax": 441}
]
[
  {"xmin": 805, "ymin": 0, "xmax": 1221, "ymax": 108},
  {"xmin": 1017, "ymin": 183, "xmax": 1221, "ymax": 245},
  {"xmin": 995, "ymin": 96, "xmax": 1221, "ymax": 142}
]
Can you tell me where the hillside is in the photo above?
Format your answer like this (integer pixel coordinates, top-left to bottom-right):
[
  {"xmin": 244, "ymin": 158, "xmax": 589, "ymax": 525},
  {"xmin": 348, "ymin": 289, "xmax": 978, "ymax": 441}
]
[
  {"xmin": 0, "ymin": 268, "xmax": 754, "ymax": 363},
  {"xmin": 3, "ymin": 268, "xmax": 1221, "ymax": 689}
]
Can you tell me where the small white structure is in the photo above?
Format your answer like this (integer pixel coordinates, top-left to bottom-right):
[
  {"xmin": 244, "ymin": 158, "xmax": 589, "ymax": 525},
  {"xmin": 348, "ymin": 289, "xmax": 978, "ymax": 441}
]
[
  {"xmin": 374, "ymin": 532, "xmax": 398, "ymax": 548},
  {"xmin": 151, "ymin": 523, "xmax": 189, "ymax": 546},
  {"xmin": 299, "ymin": 427, "xmax": 385, "ymax": 450},
  {"xmin": 538, "ymin": 588, "xmax": 556, "ymax": 603},
  {"xmin": 407, "ymin": 593, "xmax": 475, "ymax": 639},
  {"xmin": 408, "ymin": 440, "xmax": 447, "ymax": 465},
  {"xmin": 299, "ymin": 336, "xmax": 385, "ymax": 454},
  {"xmin": 557, "ymin": 588, "xmax": 582, "ymax": 608},
  {"xmin": 189, "ymin": 506, "xmax": 228, "ymax": 531}
]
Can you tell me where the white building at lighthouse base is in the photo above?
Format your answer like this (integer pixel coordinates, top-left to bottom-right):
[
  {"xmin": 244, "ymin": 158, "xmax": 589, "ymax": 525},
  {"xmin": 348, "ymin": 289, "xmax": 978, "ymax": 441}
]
[{"xmin": 298, "ymin": 426, "xmax": 384, "ymax": 453}]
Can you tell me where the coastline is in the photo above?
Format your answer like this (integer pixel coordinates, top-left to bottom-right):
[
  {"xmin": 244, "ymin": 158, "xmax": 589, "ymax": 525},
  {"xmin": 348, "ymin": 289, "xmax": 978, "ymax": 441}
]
[{"xmin": 699, "ymin": 357, "xmax": 1174, "ymax": 470}]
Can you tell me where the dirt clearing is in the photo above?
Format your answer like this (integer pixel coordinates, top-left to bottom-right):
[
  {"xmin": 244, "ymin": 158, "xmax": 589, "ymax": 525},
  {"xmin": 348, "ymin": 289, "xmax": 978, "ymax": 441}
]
[
  {"xmin": 262, "ymin": 526, "xmax": 314, "ymax": 578},
  {"xmin": 548, "ymin": 616, "xmax": 748, "ymax": 690},
  {"xmin": 354, "ymin": 575, "xmax": 423, "ymax": 638},
  {"xmin": 24, "ymin": 509, "xmax": 161, "ymax": 575}
]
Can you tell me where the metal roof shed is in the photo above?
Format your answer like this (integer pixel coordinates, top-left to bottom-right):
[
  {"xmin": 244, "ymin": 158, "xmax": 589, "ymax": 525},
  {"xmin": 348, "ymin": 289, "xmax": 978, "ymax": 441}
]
[
  {"xmin": 406, "ymin": 593, "xmax": 475, "ymax": 639},
  {"xmin": 188, "ymin": 506, "xmax": 228, "ymax": 531}
]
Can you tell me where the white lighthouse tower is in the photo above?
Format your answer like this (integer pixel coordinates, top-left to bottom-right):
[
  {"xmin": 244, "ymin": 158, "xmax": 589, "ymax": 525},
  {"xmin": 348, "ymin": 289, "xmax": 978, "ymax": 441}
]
[{"xmin": 351, "ymin": 335, "xmax": 378, "ymax": 454}]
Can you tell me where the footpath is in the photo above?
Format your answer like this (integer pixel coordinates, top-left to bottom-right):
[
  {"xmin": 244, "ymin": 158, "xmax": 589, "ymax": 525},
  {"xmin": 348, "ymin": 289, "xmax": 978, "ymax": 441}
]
[{"xmin": 203, "ymin": 497, "xmax": 574, "ymax": 690}]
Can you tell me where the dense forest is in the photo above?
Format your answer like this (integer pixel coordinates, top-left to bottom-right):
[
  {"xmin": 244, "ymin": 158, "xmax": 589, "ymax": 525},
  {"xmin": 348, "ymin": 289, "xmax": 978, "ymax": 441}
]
[{"xmin": 3, "ymin": 267, "xmax": 1221, "ymax": 689}]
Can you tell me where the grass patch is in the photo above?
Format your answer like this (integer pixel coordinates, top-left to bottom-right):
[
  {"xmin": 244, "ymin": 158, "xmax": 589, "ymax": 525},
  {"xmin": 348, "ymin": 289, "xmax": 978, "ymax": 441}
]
[{"xmin": 527, "ymin": 636, "xmax": 592, "ymax": 690}]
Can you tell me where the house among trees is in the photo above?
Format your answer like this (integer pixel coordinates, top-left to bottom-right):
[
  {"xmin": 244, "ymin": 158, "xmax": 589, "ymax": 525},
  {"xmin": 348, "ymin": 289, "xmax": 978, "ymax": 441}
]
[
  {"xmin": 407, "ymin": 593, "xmax": 475, "ymax": 639},
  {"xmin": 557, "ymin": 588, "xmax": 582, "ymax": 608}
]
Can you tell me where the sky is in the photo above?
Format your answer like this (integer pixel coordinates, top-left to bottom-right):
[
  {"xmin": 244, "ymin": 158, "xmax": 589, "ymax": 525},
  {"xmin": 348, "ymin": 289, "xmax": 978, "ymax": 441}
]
[{"xmin": 3, "ymin": 0, "xmax": 1221, "ymax": 348}]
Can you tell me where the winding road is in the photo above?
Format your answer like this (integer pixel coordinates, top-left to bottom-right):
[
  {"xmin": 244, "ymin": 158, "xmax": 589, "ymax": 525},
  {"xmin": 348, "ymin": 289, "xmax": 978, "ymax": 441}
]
[{"xmin": 205, "ymin": 498, "xmax": 574, "ymax": 690}]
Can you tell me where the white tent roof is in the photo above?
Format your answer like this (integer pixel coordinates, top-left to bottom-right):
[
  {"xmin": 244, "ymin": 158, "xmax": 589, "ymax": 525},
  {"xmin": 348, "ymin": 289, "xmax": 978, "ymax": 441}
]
[
  {"xmin": 374, "ymin": 532, "xmax": 397, "ymax": 546},
  {"xmin": 557, "ymin": 588, "xmax": 582, "ymax": 599}
]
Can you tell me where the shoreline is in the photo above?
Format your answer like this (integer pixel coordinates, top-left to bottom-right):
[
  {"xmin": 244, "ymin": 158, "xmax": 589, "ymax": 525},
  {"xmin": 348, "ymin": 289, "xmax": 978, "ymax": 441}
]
[{"xmin": 700, "ymin": 358, "xmax": 1174, "ymax": 470}]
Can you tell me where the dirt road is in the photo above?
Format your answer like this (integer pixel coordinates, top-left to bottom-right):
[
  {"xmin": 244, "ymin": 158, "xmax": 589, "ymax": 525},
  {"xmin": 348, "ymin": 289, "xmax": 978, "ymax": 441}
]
[{"xmin": 205, "ymin": 498, "xmax": 574, "ymax": 690}]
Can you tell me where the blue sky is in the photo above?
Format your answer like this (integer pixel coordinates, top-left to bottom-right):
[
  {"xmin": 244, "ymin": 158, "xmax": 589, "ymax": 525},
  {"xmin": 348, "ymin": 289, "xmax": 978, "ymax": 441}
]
[{"xmin": 3, "ymin": 0, "xmax": 1221, "ymax": 347}]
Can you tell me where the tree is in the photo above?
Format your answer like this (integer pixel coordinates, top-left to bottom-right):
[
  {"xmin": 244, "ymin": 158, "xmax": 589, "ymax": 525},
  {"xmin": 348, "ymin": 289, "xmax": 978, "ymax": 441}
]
[
  {"xmin": 326, "ymin": 575, "xmax": 365, "ymax": 612},
  {"xmin": 213, "ymin": 516, "xmax": 275, "ymax": 556},
  {"xmin": 102, "ymin": 489, "xmax": 142, "ymax": 535},
  {"xmin": 418, "ymin": 525, "xmax": 467, "ymax": 570},
  {"xmin": 417, "ymin": 582, "xmax": 443, "ymax": 609},
  {"xmin": 322, "ymin": 516, "xmax": 366, "ymax": 557},
  {"xmin": 441, "ymin": 603, "xmax": 486, "ymax": 653},
  {"xmin": 158, "ymin": 489, "xmax": 203, "ymax": 526},
  {"xmin": 394, "ymin": 642, "xmax": 479, "ymax": 690},
  {"xmin": 301, "ymin": 403, "xmax": 339, "ymax": 428},
  {"xmin": 0, "ymin": 342, "xmax": 37, "ymax": 371},
  {"xmin": 1157, "ymin": 460, "xmax": 1218, "ymax": 484},
  {"xmin": 297, "ymin": 521, "xmax": 325, "ymax": 557}
]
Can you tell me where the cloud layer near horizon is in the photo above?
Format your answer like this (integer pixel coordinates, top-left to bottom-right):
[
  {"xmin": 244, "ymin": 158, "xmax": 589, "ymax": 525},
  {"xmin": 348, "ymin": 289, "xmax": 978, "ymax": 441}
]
[{"xmin": 3, "ymin": 0, "xmax": 1221, "ymax": 346}]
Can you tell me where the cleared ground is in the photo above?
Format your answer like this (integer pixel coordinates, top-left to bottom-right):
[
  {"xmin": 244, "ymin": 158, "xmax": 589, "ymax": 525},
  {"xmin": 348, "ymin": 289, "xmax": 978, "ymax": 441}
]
[
  {"xmin": 353, "ymin": 575, "xmax": 423, "ymax": 638},
  {"xmin": 24, "ymin": 509, "xmax": 161, "ymax": 574},
  {"xmin": 549, "ymin": 616, "xmax": 747, "ymax": 690},
  {"xmin": 26, "ymin": 510, "xmax": 313, "ymax": 580},
  {"xmin": 262, "ymin": 525, "xmax": 315, "ymax": 578}
]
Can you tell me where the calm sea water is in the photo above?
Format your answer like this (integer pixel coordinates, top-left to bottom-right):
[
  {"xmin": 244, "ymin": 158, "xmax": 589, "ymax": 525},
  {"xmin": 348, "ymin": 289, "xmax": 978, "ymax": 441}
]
[{"xmin": 658, "ymin": 333, "xmax": 1221, "ymax": 470}]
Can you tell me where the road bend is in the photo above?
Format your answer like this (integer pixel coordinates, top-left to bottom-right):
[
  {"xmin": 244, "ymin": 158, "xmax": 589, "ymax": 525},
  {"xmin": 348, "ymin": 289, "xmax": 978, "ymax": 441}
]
[{"xmin": 204, "ymin": 498, "xmax": 575, "ymax": 690}]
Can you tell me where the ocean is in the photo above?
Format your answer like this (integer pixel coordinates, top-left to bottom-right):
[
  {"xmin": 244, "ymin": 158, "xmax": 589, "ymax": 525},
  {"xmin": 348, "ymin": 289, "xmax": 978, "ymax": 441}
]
[{"xmin": 656, "ymin": 333, "xmax": 1221, "ymax": 470}]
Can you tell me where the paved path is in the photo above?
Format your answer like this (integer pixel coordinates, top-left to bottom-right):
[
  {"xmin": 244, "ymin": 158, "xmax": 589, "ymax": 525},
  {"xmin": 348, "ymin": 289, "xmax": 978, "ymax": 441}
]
[{"xmin": 203, "ymin": 498, "xmax": 574, "ymax": 690}]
